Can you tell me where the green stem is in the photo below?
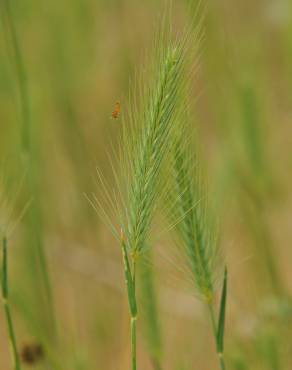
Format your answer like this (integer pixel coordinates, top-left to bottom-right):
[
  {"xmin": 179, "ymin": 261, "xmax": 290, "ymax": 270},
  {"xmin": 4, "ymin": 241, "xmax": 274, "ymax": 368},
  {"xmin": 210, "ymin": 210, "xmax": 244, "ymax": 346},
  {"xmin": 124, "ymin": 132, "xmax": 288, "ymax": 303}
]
[
  {"xmin": 1, "ymin": 0, "xmax": 57, "ymax": 339},
  {"xmin": 219, "ymin": 355, "xmax": 226, "ymax": 370},
  {"xmin": 207, "ymin": 302, "xmax": 226, "ymax": 370},
  {"xmin": 121, "ymin": 235, "xmax": 138, "ymax": 370},
  {"xmin": 130, "ymin": 259, "xmax": 137, "ymax": 370},
  {"xmin": 131, "ymin": 316, "xmax": 137, "ymax": 370},
  {"xmin": 1, "ymin": 0, "xmax": 30, "ymax": 153},
  {"xmin": 2, "ymin": 237, "xmax": 21, "ymax": 370}
]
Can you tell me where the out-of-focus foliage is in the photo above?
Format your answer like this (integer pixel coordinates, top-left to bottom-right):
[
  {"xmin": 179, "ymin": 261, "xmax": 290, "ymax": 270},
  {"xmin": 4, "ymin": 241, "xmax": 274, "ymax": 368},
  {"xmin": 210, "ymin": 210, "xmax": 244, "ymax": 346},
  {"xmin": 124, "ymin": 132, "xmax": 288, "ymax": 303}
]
[{"xmin": 0, "ymin": 0, "xmax": 291, "ymax": 369}]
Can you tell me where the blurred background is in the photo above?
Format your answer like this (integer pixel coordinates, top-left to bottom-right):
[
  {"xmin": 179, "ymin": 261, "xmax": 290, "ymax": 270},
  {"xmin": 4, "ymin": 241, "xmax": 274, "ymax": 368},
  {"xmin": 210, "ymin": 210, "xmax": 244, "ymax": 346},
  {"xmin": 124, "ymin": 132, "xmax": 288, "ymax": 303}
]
[{"xmin": 0, "ymin": 0, "xmax": 292, "ymax": 369}]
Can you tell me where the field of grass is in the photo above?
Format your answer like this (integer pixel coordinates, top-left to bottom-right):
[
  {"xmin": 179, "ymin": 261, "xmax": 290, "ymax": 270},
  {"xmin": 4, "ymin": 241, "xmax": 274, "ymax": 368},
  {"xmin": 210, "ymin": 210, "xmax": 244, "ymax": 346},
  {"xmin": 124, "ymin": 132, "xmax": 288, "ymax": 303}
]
[{"xmin": 0, "ymin": 0, "xmax": 292, "ymax": 369}]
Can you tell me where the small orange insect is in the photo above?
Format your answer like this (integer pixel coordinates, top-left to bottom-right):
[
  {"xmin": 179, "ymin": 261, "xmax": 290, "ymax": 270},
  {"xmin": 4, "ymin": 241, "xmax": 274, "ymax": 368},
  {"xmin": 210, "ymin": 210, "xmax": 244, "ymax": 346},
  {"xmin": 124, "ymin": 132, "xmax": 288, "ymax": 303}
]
[{"xmin": 111, "ymin": 101, "xmax": 121, "ymax": 119}]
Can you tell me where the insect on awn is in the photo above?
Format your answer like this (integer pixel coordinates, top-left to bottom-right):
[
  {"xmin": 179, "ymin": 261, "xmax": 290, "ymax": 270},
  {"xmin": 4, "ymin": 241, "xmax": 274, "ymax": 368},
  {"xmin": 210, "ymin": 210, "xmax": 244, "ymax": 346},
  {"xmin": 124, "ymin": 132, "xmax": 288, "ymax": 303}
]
[{"xmin": 111, "ymin": 101, "xmax": 121, "ymax": 119}]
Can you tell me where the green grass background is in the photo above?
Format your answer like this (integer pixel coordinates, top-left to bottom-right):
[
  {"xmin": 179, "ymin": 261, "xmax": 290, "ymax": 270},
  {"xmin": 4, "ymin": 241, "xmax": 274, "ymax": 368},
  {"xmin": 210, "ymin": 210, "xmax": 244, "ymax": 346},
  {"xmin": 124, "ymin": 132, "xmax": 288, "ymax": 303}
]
[{"xmin": 0, "ymin": 0, "xmax": 291, "ymax": 369}]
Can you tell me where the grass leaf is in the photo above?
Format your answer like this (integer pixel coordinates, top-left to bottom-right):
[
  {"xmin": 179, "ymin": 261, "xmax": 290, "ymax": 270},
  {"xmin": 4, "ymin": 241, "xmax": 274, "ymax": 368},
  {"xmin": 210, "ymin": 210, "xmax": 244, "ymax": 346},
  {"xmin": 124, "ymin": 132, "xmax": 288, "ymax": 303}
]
[{"xmin": 217, "ymin": 266, "xmax": 228, "ymax": 354}]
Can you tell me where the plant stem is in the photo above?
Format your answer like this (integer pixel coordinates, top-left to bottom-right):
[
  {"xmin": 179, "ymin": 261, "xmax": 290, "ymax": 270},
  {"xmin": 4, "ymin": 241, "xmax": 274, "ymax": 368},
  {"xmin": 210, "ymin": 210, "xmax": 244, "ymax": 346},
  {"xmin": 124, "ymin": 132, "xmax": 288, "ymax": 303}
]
[
  {"xmin": 1, "ymin": 0, "xmax": 57, "ymax": 339},
  {"xmin": 139, "ymin": 251, "xmax": 162, "ymax": 370},
  {"xmin": 131, "ymin": 316, "xmax": 137, "ymax": 370},
  {"xmin": 207, "ymin": 302, "xmax": 226, "ymax": 370},
  {"xmin": 1, "ymin": 236, "xmax": 21, "ymax": 370},
  {"xmin": 1, "ymin": 0, "xmax": 30, "ymax": 153},
  {"xmin": 130, "ymin": 259, "xmax": 137, "ymax": 370},
  {"xmin": 219, "ymin": 354, "xmax": 226, "ymax": 370},
  {"xmin": 121, "ymin": 234, "xmax": 138, "ymax": 370}
]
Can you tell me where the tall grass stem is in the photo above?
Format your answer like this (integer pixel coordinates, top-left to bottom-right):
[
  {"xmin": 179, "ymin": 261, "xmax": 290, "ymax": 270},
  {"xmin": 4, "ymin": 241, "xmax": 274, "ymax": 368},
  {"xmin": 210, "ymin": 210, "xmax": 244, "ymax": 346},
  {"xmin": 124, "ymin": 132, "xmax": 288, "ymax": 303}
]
[
  {"xmin": 1, "ymin": 236, "xmax": 21, "ymax": 370},
  {"xmin": 131, "ymin": 316, "xmax": 137, "ymax": 370},
  {"xmin": 1, "ymin": 0, "xmax": 56, "ymax": 338}
]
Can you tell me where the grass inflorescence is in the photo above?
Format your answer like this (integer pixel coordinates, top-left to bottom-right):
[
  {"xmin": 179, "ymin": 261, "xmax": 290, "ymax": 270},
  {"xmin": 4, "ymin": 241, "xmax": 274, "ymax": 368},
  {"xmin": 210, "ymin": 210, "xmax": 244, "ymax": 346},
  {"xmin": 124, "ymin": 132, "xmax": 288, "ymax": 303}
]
[
  {"xmin": 119, "ymin": 32, "xmax": 192, "ymax": 370},
  {"xmin": 91, "ymin": 17, "xmax": 199, "ymax": 369},
  {"xmin": 166, "ymin": 113, "xmax": 228, "ymax": 369}
]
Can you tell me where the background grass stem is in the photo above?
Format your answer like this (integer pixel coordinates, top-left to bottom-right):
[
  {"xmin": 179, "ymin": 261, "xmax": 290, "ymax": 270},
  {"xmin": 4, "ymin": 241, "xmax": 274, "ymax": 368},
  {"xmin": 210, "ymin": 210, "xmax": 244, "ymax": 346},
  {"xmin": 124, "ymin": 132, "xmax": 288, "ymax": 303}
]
[
  {"xmin": 0, "ymin": 0, "xmax": 57, "ymax": 340},
  {"xmin": 1, "ymin": 0, "xmax": 30, "ymax": 153},
  {"xmin": 1, "ymin": 236, "xmax": 21, "ymax": 370}
]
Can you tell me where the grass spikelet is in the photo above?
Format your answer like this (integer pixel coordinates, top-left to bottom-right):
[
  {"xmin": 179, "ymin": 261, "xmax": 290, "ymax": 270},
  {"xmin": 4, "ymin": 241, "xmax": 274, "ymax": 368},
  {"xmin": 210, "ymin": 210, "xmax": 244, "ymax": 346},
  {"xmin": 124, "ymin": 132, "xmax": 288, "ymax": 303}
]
[
  {"xmin": 168, "ymin": 115, "xmax": 227, "ymax": 369},
  {"xmin": 93, "ymin": 18, "xmax": 194, "ymax": 369},
  {"xmin": 169, "ymin": 122, "xmax": 219, "ymax": 301},
  {"xmin": 121, "ymin": 36, "xmax": 189, "ymax": 370},
  {"xmin": 121, "ymin": 45, "xmax": 188, "ymax": 258}
]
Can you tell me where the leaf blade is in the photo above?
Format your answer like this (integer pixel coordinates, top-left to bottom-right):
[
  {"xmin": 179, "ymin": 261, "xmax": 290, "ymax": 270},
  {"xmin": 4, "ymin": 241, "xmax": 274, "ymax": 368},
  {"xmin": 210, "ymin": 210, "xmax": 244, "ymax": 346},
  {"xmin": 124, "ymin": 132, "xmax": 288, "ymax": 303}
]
[{"xmin": 217, "ymin": 266, "xmax": 228, "ymax": 354}]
